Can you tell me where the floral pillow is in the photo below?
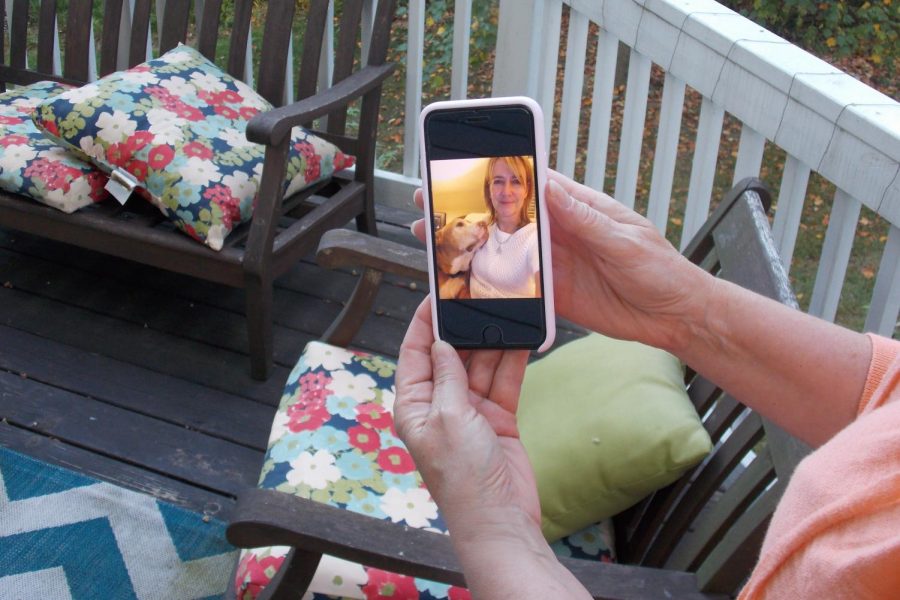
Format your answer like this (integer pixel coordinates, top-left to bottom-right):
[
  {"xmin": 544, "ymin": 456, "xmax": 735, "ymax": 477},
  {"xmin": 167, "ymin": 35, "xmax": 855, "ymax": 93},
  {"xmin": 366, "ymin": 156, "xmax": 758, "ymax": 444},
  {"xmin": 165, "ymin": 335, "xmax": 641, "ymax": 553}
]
[
  {"xmin": 234, "ymin": 341, "xmax": 615, "ymax": 600},
  {"xmin": 0, "ymin": 81, "xmax": 108, "ymax": 213},
  {"xmin": 32, "ymin": 45, "xmax": 355, "ymax": 250}
]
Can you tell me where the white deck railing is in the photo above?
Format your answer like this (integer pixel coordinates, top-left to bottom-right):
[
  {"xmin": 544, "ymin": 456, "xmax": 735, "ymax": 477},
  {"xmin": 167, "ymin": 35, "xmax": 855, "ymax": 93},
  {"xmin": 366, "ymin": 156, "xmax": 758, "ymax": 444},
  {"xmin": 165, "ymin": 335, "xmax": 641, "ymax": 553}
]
[
  {"xmin": 386, "ymin": 0, "xmax": 900, "ymax": 337},
  {"xmin": 12, "ymin": 0, "xmax": 899, "ymax": 337}
]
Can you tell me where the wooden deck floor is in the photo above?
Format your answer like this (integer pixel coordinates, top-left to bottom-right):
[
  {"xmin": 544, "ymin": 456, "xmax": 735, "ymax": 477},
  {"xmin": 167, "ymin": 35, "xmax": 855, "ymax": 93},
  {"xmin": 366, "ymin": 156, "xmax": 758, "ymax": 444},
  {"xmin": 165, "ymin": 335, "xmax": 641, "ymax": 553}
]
[{"xmin": 0, "ymin": 204, "xmax": 585, "ymax": 522}]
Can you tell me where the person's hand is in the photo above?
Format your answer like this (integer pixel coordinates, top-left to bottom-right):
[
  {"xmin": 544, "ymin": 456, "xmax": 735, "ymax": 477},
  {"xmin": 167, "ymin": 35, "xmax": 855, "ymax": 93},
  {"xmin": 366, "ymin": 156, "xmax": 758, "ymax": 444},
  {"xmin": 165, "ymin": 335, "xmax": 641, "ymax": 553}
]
[
  {"xmin": 393, "ymin": 298, "xmax": 540, "ymax": 528},
  {"xmin": 544, "ymin": 170, "xmax": 714, "ymax": 353}
]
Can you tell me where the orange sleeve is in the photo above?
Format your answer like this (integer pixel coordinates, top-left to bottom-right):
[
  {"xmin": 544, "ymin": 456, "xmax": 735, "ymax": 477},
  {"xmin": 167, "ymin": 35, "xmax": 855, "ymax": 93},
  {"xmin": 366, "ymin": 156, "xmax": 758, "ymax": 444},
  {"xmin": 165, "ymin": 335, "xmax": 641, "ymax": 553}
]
[{"xmin": 859, "ymin": 333, "xmax": 900, "ymax": 413}]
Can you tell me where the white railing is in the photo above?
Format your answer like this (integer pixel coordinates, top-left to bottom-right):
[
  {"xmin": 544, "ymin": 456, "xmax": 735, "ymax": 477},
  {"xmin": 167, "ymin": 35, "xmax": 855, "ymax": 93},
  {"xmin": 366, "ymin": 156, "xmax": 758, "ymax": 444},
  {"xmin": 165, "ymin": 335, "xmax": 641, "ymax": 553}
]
[
  {"xmin": 11, "ymin": 0, "xmax": 899, "ymax": 336},
  {"xmin": 387, "ymin": 0, "xmax": 900, "ymax": 337}
]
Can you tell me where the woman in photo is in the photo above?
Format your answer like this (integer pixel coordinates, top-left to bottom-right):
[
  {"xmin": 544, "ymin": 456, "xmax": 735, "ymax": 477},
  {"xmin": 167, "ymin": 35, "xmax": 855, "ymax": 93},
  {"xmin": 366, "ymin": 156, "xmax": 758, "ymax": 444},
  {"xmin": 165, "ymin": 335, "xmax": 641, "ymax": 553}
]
[{"xmin": 469, "ymin": 156, "xmax": 541, "ymax": 298}]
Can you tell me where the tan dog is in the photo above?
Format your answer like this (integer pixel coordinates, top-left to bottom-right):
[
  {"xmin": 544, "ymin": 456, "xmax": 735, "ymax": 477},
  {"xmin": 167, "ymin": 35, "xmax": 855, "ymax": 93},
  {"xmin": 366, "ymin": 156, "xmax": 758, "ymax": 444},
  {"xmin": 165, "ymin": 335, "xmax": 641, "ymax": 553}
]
[{"xmin": 434, "ymin": 216, "xmax": 488, "ymax": 299}]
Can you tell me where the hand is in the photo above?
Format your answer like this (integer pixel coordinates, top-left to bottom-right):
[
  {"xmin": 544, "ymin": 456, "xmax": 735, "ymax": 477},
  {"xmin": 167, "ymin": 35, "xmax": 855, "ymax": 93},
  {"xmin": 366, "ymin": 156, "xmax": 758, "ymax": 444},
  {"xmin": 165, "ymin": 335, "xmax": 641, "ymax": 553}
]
[
  {"xmin": 544, "ymin": 170, "xmax": 714, "ymax": 353},
  {"xmin": 393, "ymin": 298, "xmax": 540, "ymax": 527}
]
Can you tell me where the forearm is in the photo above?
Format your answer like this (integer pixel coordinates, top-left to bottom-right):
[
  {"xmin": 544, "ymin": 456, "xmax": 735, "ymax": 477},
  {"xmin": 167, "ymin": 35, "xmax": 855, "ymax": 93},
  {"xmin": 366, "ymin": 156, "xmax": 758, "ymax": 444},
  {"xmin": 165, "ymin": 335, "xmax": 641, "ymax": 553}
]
[
  {"xmin": 446, "ymin": 507, "xmax": 591, "ymax": 600},
  {"xmin": 671, "ymin": 275, "xmax": 871, "ymax": 448}
]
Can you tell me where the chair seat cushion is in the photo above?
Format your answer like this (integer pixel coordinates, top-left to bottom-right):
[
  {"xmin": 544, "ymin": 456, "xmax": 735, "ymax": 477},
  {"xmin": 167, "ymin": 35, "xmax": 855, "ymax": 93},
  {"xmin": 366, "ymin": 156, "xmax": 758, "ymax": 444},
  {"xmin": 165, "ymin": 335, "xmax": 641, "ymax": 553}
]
[
  {"xmin": 234, "ymin": 341, "xmax": 614, "ymax": 600},
  {"xmin": 32, "ymin": 44, "xmax": 354, "ymax": 250},
  {"xmin": 0, "ymin": 81, "xmax": 108, "ymax": 212}
]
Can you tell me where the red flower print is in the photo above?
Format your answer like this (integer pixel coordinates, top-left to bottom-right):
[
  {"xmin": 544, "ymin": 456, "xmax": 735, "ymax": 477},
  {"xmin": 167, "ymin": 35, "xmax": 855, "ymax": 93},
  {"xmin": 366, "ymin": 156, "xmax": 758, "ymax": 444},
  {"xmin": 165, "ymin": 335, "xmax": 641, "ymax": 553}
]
[
  {"xmin": 176, "ymin": 104, "xmax": 204, "ymax": 121},
  {"xmin": 0, "ymin": 134, "xmax": 29, "ymax": 147},
  {"xmin": 304, "ymin": 153, "xmax": 322, "ymax": 183},
  {"xmin": 197, "ymin": 90, "xmax": 222, "ymax": 105},
  {"xmin": 24, "ymin": 159, "xmax": 79, "ymax": 192},
  {"xmin": 205, "ymin": 185, "xmax": 242, "ymax": 229},
  {"xmin": 348, "ymin": 425, "xmax": 381, "ymax": 453},
  {"xmin": 125, "ymin": 130, "xmax": 154, "ymax": 152},
  {"xmin": 219, "ymin": 90, "xmax": 242, "ymax": 104},
  {"xmin": 42, "ymin": 120, "xmax": 59, "ymax": 137},
  {"xmin": 147, "ymin": 145, "xmax": 175, "ymax": 169},
  {"xmin": 86, "ymin": 171, "xmax": 108, "ymax": 201},
  {"xmin": 214, "ymin": 105, "xmax": 240, "ymax": 120},
  {"xmin": 183, "ymin": 141, "xmax": 214, "ymax": 160},
  {"xmin": 334, "ymin": 151, "xmax": 355, "ymax": 170},
  {"xmin": 125, "ymin": 158, "xmax": 149, "ymax": 181},
  {"xmin": 356, "ymin": 403, "xmax": 393, "ymax": 430},
  {"xmin": 376, "ymin": 447, "xmax": 415, "ymax": 474},
  {"xmin": 299, "ymin": 371, "xmax": 332, "ymax": 404},
  {"xmin": 362, "ymin": 568, "xmax": 419, "ymax": 600},
  {"xmin": 0, "ymin": 115, "xmax": 22, "ymax": 125},
  {"xmin": 235, "ymin": 553, "xmax": 285, "ymax": 599},
  {"xmin": 448, "ymin": 587, "xmax": 472, "ymax": 600},
  {"xmin": 238, "ymin": 106, "xmax": 261, "ymax": 120},
  {"xmin": 106, "ymin": 142, "xmax": 134, "ymax": 168},
  {"xmin": 287, "ymin": 404, "xmax": 330, "ymax": 432}
]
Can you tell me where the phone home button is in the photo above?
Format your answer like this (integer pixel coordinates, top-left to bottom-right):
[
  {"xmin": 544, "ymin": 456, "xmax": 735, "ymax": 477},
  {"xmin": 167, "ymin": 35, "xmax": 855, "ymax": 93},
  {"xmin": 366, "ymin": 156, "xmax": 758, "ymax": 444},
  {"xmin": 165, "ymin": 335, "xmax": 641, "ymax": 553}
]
[{"xmin": 482, "ymin": 325, "xmax": 503, "ymax": 345}]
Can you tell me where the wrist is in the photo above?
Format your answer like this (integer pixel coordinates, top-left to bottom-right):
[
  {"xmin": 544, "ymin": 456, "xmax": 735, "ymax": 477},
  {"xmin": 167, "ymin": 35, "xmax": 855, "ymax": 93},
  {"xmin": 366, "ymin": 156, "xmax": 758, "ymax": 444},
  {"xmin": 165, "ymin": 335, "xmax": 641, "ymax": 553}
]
[{"xmin": 658, "ymin": 262, "xmax": 722, "ymax": 359}]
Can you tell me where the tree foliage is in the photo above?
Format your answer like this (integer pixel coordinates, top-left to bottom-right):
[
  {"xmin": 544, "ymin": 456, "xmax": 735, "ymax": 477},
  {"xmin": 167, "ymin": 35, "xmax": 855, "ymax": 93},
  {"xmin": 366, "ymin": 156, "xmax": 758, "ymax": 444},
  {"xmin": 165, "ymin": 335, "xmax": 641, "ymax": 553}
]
[{"xmin": 722, "ymin": 0, "xmax": 899, "ymax": 65}]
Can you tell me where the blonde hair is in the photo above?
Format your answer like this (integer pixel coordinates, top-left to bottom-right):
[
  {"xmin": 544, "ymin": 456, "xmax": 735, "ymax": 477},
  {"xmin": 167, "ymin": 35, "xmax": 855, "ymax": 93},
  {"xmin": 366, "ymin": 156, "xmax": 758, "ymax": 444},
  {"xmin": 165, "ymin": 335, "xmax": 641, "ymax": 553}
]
[{"xmin": 483, "ymin": 156, "xmax": 534, "ymax": 229}]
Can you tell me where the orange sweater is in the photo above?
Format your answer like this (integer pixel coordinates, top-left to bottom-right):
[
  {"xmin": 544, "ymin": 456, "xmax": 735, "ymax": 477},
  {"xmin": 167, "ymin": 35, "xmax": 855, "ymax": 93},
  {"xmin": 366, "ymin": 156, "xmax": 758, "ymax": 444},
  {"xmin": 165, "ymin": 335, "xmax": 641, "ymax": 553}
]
[{"xmin": 739, "ymin": 334, "xmax": 900, "ymax": 599}]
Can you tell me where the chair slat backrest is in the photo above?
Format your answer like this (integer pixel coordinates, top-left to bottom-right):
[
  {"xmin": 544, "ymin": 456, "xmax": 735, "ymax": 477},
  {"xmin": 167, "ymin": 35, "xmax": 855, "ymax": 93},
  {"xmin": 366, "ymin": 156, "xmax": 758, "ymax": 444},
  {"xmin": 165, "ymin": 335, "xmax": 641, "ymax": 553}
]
[
  {"xmin": 225, "ymin": 0, "xmax": 254, "ymax": 82},
  {"xmin": 255, "ymin": 0, "xmax": 297, "ymax": 106},
  {"xmin": 158, "ymin": 0, "xmax": 192, "ymax": 55},
  {"xmin": 37, "ymin": 0, "xmax": 58, "ymax": 74},
  {"xmin": 614, "ymin": 178, "xmax": 811, "ymax": 596},
  {"xmin": 9, "ymin": 0, "xmax": 30, "ymax": 72},
  {"xmin": 127, "ymin": 0, "xmax": 153, "ymax": 68},
  {"xmin": 62, "ymin": 0, "xmax": 94, "ymax": 81},
  {"xmin": 196, "ymin": 0, "xmax": 224, "ymax": 62},
  {"xmin": 99, "ymin": 0, "xmax": 125, "ymax": 77}
]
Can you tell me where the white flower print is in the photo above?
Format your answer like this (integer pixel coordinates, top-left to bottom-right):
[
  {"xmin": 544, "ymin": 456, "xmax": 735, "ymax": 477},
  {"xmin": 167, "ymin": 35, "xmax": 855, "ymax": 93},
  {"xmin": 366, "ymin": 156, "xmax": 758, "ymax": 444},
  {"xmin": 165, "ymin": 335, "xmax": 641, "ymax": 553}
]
[
  {"xmin": 268, "ymin": 409, "xmax": 293, "ymax": 445},
  {"xmin": 304, "ymin": 343, "xmax": 355, "ymax": 371},
  {"xmin": 286, "ymin": 449, "xmax": 341, "ymax": 490},
  {"xmin": 218, "ymin": 127, "xmax": 255, "ymax": 149},
  {"xmin": 380, "ymin": 387, "xmax": 396, "ymax": 413},
  {"xmin": 308, "ymin": 556, "xmax": 367, "ymax": 596},
  {"xmin": 160, "ymin": 75, "xmax": 195, "ymax": 97},
  {"xmin": 159, "ymin": 49, "xmax": 193, "ymax": 64},
  {"xmin": 178, "ymin": 156, "xmax": 221, "ymax": 186},
  {"xmin": 62, "ymin": 83, "xmax": 100, "ymax": 104},
  {"xmin": 233, "ymin": 79, "xmax": 270, "ymax": 110},
  {"xmin": 190, "ymin": 72, "xmax": 227, "ymax": 93},
  {"xmin": 0, "ymin": 144, "xmax": 37, "ymax": 171},
  {"xmin": 38, "ymin": 146, "xmax": 73, "ymax": 162},
  {"xmin": 96, "ymin": 110, "xmax": 137, "ymax": 144},
  {"xmin": 380, "ymin": 487, "xmax": 438, "ymax": 528},
  {"xmin": 222, "ymin": 171, "xmax": 258, "ymax": 201},
  {"xmin": 43, "ymin": 177, "xmax": 92, "ymax": 211},
  {"xmin": 79, "ymin": 137, "xmax": 106, "ymax": 161},
  {"xmin": 120, "ymin": 70, "xmax": 159, "ymax": 86},
  {"xmin": 147, "ymin": 109, "xmax": 186, "ymax": 145},
  {"xmin": 328, "ymin": 370, "xmax": 376, "ymax": 401}
]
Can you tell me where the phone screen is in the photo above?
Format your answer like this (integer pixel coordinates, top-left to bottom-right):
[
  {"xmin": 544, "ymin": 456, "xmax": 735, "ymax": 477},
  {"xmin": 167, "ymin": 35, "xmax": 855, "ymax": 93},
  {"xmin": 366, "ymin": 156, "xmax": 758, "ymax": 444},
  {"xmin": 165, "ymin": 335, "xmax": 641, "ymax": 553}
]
[{"xmin": 423, "ymin": 105, "xmax": 548, "ymax": 348}]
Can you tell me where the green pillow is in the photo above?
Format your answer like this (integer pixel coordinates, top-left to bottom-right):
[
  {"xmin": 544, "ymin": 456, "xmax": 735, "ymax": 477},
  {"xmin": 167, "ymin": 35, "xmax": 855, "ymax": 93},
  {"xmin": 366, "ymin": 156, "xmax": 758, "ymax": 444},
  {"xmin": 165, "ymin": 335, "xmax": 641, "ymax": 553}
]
[{"xmin": 519, "ymin": 333, "xmax": 712, "ymax": 542}]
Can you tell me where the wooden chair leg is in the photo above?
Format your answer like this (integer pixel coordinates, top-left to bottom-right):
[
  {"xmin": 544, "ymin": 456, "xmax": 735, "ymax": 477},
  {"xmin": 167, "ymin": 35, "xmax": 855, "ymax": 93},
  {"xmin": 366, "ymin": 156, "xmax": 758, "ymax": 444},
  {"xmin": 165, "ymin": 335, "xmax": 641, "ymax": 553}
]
[
  {"xmin": 257, "ymin": 549, "xmax": 323, "ymax": 600},
  {"xmin": 355, "ymin": 201, "xmax": 378, "ymax": 236},
  {"xmin": 245, "ymin": 276, "xmax": 274, "ymax": 380},
  {"xmin": 322, "ymin": 267, "xmax": 384, "ymax": 346}
]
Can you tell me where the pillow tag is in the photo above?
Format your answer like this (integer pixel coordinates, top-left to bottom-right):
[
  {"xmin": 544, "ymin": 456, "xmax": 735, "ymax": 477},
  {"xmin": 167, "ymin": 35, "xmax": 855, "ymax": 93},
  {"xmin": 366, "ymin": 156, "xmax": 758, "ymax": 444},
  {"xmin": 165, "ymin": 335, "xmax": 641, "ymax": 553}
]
[{"xmin": 105, "ymin": 169, "xmax": 139, "ymax": 205}]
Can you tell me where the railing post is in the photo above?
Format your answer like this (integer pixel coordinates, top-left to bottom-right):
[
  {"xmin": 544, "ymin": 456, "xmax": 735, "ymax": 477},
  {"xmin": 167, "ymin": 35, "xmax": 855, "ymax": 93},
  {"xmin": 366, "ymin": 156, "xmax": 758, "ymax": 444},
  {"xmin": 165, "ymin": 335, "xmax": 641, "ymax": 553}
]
[{"xmin": 492, "ymin": 0, "xmax": 541, "ymax": 98}]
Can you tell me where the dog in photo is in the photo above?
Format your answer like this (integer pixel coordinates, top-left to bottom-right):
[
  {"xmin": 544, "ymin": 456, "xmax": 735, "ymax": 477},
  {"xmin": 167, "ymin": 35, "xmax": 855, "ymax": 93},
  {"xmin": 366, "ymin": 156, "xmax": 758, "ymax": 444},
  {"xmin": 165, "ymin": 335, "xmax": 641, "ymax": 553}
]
[{"xmin": 434, "ymin": 215, "xmax": 488, "ymax": 299}]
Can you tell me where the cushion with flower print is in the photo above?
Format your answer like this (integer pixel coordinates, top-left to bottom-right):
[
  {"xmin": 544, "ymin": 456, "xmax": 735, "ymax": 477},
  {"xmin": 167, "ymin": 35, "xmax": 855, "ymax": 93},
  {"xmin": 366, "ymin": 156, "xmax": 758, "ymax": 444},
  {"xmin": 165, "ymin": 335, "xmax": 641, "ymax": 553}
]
[
  {"xmin": 32, "ymin": 44, "xmax": 354, "ymax": 251},
  {"xmin": 234, "ymin": 341, "xmax": 615, "ymax": 600},
  {"xmin": 0, "ymin": 81, "xmax": 108, "ymax": 213}
]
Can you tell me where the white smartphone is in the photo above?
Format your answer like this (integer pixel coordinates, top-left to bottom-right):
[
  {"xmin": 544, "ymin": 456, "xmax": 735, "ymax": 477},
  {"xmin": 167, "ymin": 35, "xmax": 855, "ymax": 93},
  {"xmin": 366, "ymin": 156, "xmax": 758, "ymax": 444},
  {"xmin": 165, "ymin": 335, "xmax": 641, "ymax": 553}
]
[{"xmin": 419, "ymin": 96, "xmax": 555, "ymax": 352}]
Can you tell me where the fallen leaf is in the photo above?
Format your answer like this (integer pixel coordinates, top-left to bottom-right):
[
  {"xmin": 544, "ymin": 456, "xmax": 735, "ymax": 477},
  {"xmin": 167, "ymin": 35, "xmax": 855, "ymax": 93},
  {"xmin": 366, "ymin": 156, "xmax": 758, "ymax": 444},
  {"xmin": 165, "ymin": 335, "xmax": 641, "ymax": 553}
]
[{"xmin": 861, "ymin": 267, "xmax": 875, "ymax": 279}]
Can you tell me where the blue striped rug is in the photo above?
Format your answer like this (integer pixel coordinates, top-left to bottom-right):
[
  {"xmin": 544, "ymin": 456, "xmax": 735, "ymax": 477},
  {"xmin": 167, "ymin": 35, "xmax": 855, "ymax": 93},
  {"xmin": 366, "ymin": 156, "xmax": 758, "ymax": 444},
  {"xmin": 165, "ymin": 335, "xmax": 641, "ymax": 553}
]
[{"xmin": 0, "ymin": 446, "xmax": 238, "ymax": 599}]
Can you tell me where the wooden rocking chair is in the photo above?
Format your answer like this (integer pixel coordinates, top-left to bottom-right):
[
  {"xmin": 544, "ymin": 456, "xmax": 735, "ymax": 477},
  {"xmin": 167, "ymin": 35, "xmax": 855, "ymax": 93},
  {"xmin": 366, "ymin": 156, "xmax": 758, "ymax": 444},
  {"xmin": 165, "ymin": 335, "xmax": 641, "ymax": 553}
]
[{"xmin": 227, "ymin": 177, "xmax": 810, "ymax": 599}]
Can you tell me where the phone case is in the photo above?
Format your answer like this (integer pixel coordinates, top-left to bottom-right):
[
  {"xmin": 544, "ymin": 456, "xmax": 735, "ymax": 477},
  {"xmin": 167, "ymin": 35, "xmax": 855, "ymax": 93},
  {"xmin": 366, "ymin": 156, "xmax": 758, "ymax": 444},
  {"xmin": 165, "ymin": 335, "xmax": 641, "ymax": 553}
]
[{"xmin": 419, "ymin": 96, "xmax": 555, "ymax": 352}]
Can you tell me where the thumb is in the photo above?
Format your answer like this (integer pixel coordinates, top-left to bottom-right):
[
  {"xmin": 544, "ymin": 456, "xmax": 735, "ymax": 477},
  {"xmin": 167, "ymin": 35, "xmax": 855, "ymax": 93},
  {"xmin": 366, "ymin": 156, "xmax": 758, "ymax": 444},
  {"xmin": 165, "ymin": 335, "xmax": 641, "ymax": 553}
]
[
  {"xmin": 430, "ymin": 340, "xmax": 470, "ymax": 414},
  {"xmin": 546, "ymin": 178, "xmax": 614, "ymax": 251}
]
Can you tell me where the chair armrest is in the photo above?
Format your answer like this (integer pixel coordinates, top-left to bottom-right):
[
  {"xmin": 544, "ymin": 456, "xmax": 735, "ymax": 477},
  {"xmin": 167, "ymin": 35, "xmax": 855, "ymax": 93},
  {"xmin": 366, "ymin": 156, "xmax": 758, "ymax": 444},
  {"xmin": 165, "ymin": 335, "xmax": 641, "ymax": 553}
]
[
  {"xmin": 316, "ymin": 229, "xmax": 428, "ymax": 346},
  {"xmin": 317, "ymin": 229, "xmax": 428, "ymax": 281},
  {"xmin": 227, "ymin": 488, "xmax": 723, "ymax": 600},
  {"xmin": 247, "ymin": 63, "xmax": 396, "ymax": 146}
]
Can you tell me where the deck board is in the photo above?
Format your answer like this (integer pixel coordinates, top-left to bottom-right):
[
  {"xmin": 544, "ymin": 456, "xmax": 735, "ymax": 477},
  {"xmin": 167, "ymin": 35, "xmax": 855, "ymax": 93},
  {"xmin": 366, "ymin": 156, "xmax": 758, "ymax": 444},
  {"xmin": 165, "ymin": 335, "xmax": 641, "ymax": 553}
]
[{"xmin": 0, "ymin": 205, "xmax": 585, "ymax": 518}]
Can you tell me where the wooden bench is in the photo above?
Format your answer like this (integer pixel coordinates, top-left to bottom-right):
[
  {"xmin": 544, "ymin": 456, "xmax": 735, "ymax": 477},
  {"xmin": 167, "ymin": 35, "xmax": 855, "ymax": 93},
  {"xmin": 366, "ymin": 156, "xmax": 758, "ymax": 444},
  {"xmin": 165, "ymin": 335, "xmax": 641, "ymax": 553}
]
[
  {"xmin": 0, "ymin": 0, "xmax": 397, "ymax": 380},
  {"xmin": 226, "ymin": 177, "xmax": 812, "ymax": 599}
]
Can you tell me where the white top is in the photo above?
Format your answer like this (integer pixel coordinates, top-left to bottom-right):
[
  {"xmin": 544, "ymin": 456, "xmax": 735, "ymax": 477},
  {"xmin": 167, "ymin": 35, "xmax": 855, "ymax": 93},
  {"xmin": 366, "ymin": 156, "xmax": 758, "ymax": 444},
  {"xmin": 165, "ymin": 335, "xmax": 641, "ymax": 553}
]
[{"xmin": 470, "ymin": 223, "xmax": 540, "ymax": 298}]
